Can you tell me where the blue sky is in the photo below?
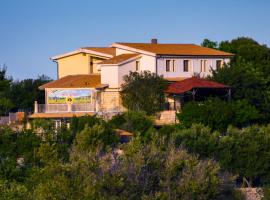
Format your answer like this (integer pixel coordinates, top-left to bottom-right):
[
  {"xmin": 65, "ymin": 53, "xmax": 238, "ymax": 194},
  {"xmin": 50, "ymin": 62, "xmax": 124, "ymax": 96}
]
[{"xmin": 0, "ymin": 0, "xmax": 270, "ymax": 80}]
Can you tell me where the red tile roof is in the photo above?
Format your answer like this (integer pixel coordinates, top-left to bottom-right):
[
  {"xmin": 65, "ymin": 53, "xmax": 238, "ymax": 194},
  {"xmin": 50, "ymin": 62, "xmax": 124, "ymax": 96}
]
[
  {"xmin": 165, "ymin": 77, "xmax": 230, "ymax": 94},
  {"xmin": 82, "ymin": 47, "xmax": 116, "ymax": 56},
  {"xmin": 116, "ymin": 43, "xmax": 234, "ymax": 56},
  {"xmin": 39, "ymin": 74, "xmax": 101, "ymax": 89},
  {"xmin": 99, "ymin": 53, "xmax": 139, "ymax": 65}
]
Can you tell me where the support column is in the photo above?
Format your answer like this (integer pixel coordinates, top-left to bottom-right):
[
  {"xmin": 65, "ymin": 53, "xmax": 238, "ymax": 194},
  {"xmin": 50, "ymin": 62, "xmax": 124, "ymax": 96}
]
[
  {"xmin": 34, "ymin": 101, "xmax": 38, "ymax": 113},
  {"xmin": 192, "ymin": 89, "xmax": 196, "ymax": 101},
  {"xmin": 228, "ymin": 89, "xmax": 231, "ymax": 101}
]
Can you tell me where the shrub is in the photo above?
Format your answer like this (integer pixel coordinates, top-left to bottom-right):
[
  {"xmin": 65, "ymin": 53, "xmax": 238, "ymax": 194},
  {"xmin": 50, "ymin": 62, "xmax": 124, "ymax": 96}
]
[
  {"xmin": 178, "ymin": 97, "xmax": 259, "ymax": 132},
  {"xmin": 75, "ymin": 123, "xmax": 119, "ymax": 151}
]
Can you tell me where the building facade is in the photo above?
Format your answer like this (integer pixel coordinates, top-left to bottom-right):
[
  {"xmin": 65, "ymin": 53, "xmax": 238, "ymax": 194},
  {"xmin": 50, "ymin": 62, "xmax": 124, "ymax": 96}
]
[{"xmin": 30, "ymin": 39, "xmax": 233, "ymax": 119}]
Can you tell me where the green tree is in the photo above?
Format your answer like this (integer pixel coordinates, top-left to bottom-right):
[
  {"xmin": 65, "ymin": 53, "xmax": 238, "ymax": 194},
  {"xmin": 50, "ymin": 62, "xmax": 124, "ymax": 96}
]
[
  {"xmin": 209, "ymin": 37, "xmax": 270, "ymax": 122},
  {"xmin": 9, "ymin": 75, "xmax": 51, "ymax": 111},
  {"xmin": 177, "ymin": 97, "xmax": 259, "ymax": 132},
  {"xmin": 120, "ymin": 71, "xmax": 167, "ymax": 115},
  {"xmin": 0, "ymin": 66, "xmax": 13, "ymax": 115},
  {"xmin": 201, "ymin": 38, "xmax": 218, "ymax": 49},
  {"xmin": 218, "ymin": 125, "xmax": 270, "ymax": 186}
]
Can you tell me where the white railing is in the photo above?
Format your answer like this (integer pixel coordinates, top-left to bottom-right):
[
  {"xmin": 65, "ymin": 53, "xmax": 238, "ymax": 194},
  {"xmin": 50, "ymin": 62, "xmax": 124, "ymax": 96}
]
[
  {"xmin": 36, "ymin": 103, "xmax": 95, "ymax": 113},
  {"xmin": 72, "ymin": 103, "xmax": 95, "ymax": 112}
]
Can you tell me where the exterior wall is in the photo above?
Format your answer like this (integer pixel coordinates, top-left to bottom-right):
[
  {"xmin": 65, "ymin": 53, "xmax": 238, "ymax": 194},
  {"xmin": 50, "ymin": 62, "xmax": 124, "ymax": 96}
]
[
  {"xmin": 57, "ymin": 53, "xmax": 108, "ymax": 78},
  {"xmin": 92, "ymin": 57, "xmax": 104, "ymax": 74},
  {"xmin": 115, "ymin": 48, "xmax": 134, "ymax": 55},
  {"xmin": 140, "ymin": 55, "xmax": 156, "ymax": 72},
  {"xmin": 118, "ymin": 60, "xmax": 138, "ymax": 86},
  {"xmin": 57, "ymin": 53, "xmax": 90, "ymax": 78},
  {"xmin": 101, "ymin": 58, "xmax": 142, "ymax": 88},
  {"xmin": 115, "ymin": 47, "xmax": 156, "ymax": 73},
  {"xmin": 101, "ymin": 65, "xmax": 119, "ymax": 88},
  {"xmin": 157, "ymin": 57, "xmax": 230, "ymax": 78},
  {"xmin": 100, "ymin": 89, "xmax": 122, "ymax": 111}
]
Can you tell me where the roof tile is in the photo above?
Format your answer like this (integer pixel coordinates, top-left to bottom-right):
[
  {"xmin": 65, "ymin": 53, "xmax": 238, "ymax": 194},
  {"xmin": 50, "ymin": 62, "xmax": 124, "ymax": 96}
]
[
  {"xmin": 116, "ymin": 43, "xmax": 234, "ymax": 56},
  {"xmin": 99, "ymin": 53, "xmax": 139, "ymax": 65},
  {"xmin": 39, "ymin": 74, "xmax": 101, "ymax": 89}
]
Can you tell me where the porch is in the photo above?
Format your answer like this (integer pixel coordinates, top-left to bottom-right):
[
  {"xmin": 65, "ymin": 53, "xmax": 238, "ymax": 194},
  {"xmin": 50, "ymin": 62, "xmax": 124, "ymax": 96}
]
[
  {"xmin": 156, "ymin": 77, "xmax": 231, "ymax": 125},
  {"xmin": 164, "ymin": 77, "xmax": 231, "ymax": 111}
]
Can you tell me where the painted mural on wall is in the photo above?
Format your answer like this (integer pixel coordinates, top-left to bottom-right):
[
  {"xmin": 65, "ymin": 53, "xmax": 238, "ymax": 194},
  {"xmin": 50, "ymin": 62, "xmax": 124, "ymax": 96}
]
[{"xmin": 47, "ymin": 89, "xmax": 92, "ymax": 104}]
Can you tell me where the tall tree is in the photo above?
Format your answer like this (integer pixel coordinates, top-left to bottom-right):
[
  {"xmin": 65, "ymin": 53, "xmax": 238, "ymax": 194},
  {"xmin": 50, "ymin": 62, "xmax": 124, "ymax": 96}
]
[
  {"xmin": 9, "ymin": 75, "xmax": 52, "ymax": 111},
  {"xmin": 120, "ymin": 71, "xmax": 167, "ymax": 115},
  {"xmin": 209, "ymin": 37, "xmax": 270, "ymax": 122},
  {"xmin": 0, "ymin": 66, "xmax": 13, "ymax": 115}
]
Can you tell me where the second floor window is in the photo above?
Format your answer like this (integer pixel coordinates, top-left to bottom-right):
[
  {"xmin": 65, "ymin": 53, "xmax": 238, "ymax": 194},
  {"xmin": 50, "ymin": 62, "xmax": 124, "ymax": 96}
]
[
  {"xmin": 136, "ymin": 61, "xmax": 140, "ymax": 71},
  {"xmin": 166, "ymin": 60, "xmax": 176, "ymax": 72},
  {"xmin": 183, "ymin": 60, "xmax": 189, "ymax": 72},
  {"xmin": 166, "ymin": 60, "xmax": 171, "ymax": 72},
  {"xmin": 216, "ymin": 60, "xmax": 222, "ymax": 70},
  {"xmin": 200, "ymin": 60, "xmax": 207, "ymax": 72}
]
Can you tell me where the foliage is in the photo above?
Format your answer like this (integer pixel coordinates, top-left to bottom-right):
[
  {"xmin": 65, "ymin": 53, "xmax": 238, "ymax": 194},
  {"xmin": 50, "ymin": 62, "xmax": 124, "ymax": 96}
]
[
  {"xmin": 67, "ymin": 136, "xmax": 237, "ymax": 200},
  {"xmin": 178, "ymin": 97, "xmax": 259, "ymax": 132},
  {"xmin": 0, "ymin": 66, "xmax": 13, "ymax": 115},
  {"xmin": 74, "ymin": 123, "xmax": 119, "ymax": 151},
  {"xmin": 110, "ymin": 111, "xmax": 154, "ymax": 133},
  {"xmin": 9, "ymin": 75, "xmax": 52, "ymax": 111},
  {"xmin": 120, "ymin": 71, "xmax": 167, "ymax": 115},
  {"xmin": 0, "ymin": 65, "xmax": 51, "ymax": 114},
  {"xmin": 263, "ymin": 187, "xmax": 270, "ymax": 200},
  {"xmin": 218, "ymin": 125, "xmax": 270, "ymax": 186},
  {"xmin": 0, "ymin": 180, "xmax": 30, "ymax": 200},
  {"xmin": 201, "ymin": 38, "xmax": 218, "ymax": 49},
  {"xmin": 173, "ymin": 124, "xmax": 270, "ymax": 187},
  {"xmin": 71, "ymin": 115, "xmax": 103, "ymax": 133},
  {"xmin": 209, "ymin": 37, "xmax": 270, "ymax": 122}
]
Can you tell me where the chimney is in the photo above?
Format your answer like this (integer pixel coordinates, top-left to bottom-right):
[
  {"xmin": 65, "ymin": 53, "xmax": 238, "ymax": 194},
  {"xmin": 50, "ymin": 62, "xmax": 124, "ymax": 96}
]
[{"xmin": 151, "ymin": 38, "xmax": 158, "ymax": 44}]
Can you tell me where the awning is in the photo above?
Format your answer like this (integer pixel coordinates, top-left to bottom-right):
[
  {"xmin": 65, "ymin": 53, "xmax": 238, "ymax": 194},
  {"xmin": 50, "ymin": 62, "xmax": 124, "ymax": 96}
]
[{"xmin": 165, "ymin": 77, "xmax": 230, "ymax": 94}]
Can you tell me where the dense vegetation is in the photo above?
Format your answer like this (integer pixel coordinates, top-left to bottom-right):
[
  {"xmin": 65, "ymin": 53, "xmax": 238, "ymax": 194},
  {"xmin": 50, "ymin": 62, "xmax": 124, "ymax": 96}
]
[
  {"xmin": 1, "ymin": 37, "xmax": 270, "ymax": 199},
  {"xmin": 0, "ymin": 67, "xmax": 51, "ymax": 115},
  {"xmin": 120, "ymin": 71, "xmax": 167, "ymax": 115},
  {"xmin": 0, "ymin": 115, "xmax": 246, "ymax": 200}
]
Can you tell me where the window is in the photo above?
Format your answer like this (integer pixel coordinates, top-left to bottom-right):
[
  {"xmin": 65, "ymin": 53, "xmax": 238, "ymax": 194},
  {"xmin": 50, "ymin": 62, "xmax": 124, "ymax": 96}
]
[
  {"xmin": 216, "ymin": 60, "xmax": 222, "ymax": 70},
  {"xmin": 183, "ymin": 60, "xmax": 189, "ymax": 72},
  {"xmin": 166, "ymin": 60, "xmax": 171, "ymax": 72},
  {"xmin": 172, "ymin": 60, "xmax": 175, "ymax": 72},
  {"xmin": 200, "ymin": 60, "xmax": 207, "ymax": 72},
  {"xmin": 135, "ymin": 61, "xmax": 140, "ymax": 71}
]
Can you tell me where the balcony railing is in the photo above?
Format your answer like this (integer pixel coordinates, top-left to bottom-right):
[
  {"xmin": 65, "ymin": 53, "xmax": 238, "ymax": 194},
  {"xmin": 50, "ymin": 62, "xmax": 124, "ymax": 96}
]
[{"xmin": 36, "ymin": 103, "xmax": 96, "ymax": 113}]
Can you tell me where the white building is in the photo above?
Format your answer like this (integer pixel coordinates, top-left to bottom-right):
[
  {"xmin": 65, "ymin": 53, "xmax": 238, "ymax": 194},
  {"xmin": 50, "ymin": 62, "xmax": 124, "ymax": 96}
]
[{"xmin": 30, "ymin": 39, "xmax": 233, "ymax": 120}]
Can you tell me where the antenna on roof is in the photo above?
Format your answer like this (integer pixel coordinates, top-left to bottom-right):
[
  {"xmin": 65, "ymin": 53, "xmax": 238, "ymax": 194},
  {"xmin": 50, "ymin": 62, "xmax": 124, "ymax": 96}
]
[{"xmin": 151, "ymin": 38, "xmax": 158, "ymax": 44}]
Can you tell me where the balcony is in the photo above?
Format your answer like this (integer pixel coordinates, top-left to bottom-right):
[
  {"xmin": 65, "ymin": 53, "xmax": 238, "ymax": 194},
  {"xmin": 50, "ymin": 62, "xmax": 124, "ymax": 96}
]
[
  {"xmin": 35, "ymin": 102, "xmax": 96, "ymax": 113},
  {"xmin": 31, "ymin": 101, "xmax": 126, "ymax": 119}
]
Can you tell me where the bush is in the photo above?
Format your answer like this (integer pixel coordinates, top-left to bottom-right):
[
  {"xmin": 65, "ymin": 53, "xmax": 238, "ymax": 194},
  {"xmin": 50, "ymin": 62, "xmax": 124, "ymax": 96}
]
[
  {"xmin": 110, "ymin": 111, "xmax": 154, "ymax": 133},
  {"xmin": 173, "ymin": 123, "xmax": 270, "ymax": 186},
  {"xmin": 75, "ymin": 123, "xmax": 119, "ymax": 151},
  {"xmin": 178, "ymin": 98, "xmax": 259, "ymax": 132},
  {"xmin": 218, "ymin": 125, "xmax": 270, "ymax": 186},
  {"xmin": 68, "ymin": 136, "xmax": 237, "ymax": 200}
]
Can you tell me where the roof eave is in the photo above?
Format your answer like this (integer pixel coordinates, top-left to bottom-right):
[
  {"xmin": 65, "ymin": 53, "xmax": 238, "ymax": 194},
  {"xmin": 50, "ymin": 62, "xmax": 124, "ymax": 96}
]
[{"xmin": 51, "ymin": 48, "xmax": 114, "ymax": 60}]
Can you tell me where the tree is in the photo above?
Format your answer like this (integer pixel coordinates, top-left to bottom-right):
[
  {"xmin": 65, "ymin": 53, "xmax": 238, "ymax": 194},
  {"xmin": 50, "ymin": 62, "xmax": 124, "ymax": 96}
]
[
  {"xmin": 0, "ymin": 66, "xmax": 13, "ymax": 115},
  {"xmin": 177, "ymin": 97, "xmax": 259, "ymax": 132},
  {"xmin": 120, "ymin": 71, "xmax": 167, "ymax": 115},
  {"xmin": 9, "ymin": 75, "xmax": 52, "ymax": 111},
  {"xmin": 209, "ymin": 37, "xmax": 270, "ymax": 122},
  {"xmin": 201, "ymin": 39, "xmax": 218, "ymax": 49}
]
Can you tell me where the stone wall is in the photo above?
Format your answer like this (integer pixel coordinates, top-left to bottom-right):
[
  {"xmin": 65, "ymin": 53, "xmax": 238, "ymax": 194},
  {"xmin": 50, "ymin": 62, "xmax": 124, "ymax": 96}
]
[{"xmin": 100, "ymin": 90, "xmax": 124, "ymax": 112}]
